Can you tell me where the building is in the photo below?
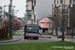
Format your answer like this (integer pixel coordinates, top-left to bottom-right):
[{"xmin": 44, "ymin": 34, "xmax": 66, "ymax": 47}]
[
  {"xmin": 0, "ymin": 6, "xmax": 4, "ymax": 28},
  {"xmin": 25, "ymin": 0, "xmax": 37, "ymax": 24},
  {"xmin": 38, "ymin": 17, "xmax": 52, "ymax": 33},
  {"xmin": 70, "ymin": 7, "xmax": 75, "ymax": 29},
  {"xmin": 52, "ymin": 0, "xmax": 75, "ymax": 8},
  {"xmin": 52, "ymin": 0, "xmax": 75, "ymax": 29},
  {"xmin": 25, "ymin": 0, "xmax": 52, "ymax": 24},
  {"xmin": 0, "ymin": 6, "xmax": 4, "ymax": 19}
]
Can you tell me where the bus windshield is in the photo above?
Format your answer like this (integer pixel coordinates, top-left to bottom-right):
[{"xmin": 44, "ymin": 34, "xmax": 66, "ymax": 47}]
[{"xmin": 26, "ymin": 26, "xmax": 39, "ymax": 33}]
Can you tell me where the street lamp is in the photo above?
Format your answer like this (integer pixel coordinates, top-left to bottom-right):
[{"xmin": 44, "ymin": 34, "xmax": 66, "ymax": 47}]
[
  {"xmin": 62, "ymin": 0, "xmax": 65, "ymax": 41},
  {"xmin": 52, "ymin": 4, "xmax": 54, "ymax": 35},
  {"xmin": 8, "ymin": 0, "xmax": 13, "ymax": 38},
  {"xmin": 11, "ymin": 10, "xmax": 19, "ymax": 15},
  {"xmin": 4, "ymin": 0, "xmax": 19, "ymax": 38}
]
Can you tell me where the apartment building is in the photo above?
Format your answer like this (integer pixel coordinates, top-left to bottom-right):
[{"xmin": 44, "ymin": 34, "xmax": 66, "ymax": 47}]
[
  {"xmin": 52, "ymin": 0, "xmax": 75, "ymax": 14},
  {"xmin": 52, "ymin": 0, "xmax": 75, "ymax": 8},
  {"xmin": 25, "ymin": 0, "xmax": 37, "ymax": 24},
  {"xmin": 52, "ymin": 0, "xmax": 75, "ymax": 29},
  {"xmin": 0, "ymin": 6, "xmax": 4, "ymax": 28},
  {"xmin": 0, "ymin": 6, "xmax": 4, "ymax": 19}
]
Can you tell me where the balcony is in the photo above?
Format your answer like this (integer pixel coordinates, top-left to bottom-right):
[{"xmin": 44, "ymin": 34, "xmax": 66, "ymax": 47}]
[
  {"xmin": 26, "ymin": 4, "xmax": 28, "ymax": 7},
  {"xmin": 26, "ymin": 13, "xmax": 32, "ymax": 15},
  {"xmin": 26, "ymin": 0, "xmax": 36, "ymax": 2},
  {"xmin": 0, "ymin": 13, "xmax": 3, "ymax": 17},
  {"xmin": 27, "ymin": 16, "xmax": 31, "ymax": 20}
]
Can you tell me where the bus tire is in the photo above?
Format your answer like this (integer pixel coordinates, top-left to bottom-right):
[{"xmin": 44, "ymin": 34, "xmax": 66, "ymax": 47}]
[
  {"xmin": 24, "ymin": 37, "xmax": 28, "ymax": 39},
  {"xmin": 34, "ymin": 38, "xmax": 38, "ymax": 40}
]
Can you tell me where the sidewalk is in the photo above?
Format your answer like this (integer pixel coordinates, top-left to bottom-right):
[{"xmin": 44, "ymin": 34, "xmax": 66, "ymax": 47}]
[
  {"xmin": 0, "ymin": 36, "xmax": 22, "ymax": 43},
  {"xmin": 40, "ymin": 35, "xmax": 75, "ymax": 43}
]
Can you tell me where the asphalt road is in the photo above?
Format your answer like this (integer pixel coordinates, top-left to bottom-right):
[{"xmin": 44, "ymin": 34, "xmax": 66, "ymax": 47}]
[
  {"xmin": 0, "ymin": 37, "xmax": 56, "ymax": 45},
  {"xmin": 0, "ymin": 35, "xmax": 75, "ymax": 45}
]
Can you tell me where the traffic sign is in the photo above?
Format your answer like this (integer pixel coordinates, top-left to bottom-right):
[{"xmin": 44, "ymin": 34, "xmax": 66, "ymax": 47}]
[{"xmin": 58, "ymin": 29, "xmax": 60, "ymax": 30}]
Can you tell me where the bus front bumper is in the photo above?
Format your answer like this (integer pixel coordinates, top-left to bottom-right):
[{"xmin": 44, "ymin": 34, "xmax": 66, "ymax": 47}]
[{"xmin": 25, "ymin": 36, "xmax": 39, "ymax": 38}]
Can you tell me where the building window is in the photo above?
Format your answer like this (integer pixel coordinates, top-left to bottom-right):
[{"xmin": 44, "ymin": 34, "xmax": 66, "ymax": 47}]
[
  {"xmin": 31, "ymin": 20, "xmax": 33, "ymax": 23},
  {"xmin": 0, "ymin": 7, "xmax": 2, "ymax": 16},
  {"xmin": 70, "ymin": 0, "xmax": 72, "ymax": 3},
  {"xmin": 34, "ymin": 20, "xmax": 35, "ymax": 23},
  {"xmin": 33, "ymin": 10, "xmax": 34, "ymax": 14},
  {"xmin": 32, "ymin": 1, "xmax": 33, "ymax": 5},
  {"xmin": 73, "ymin": 0, "xmax": 75, "ymax": 4},
  {"xmin": 64, "ymin": 9, "xmax": 68, "ymax": 12},
  {"xmin": 54, "ymin": 0, "xmax": 56, "ymax": 4},
  {"xmin": 73, "ymin": 5, "xmax": 75, "ymax": 7},
  {"xmin": 34, "ymin": 15, "xmax": 36, "ymax": 19},
  {"xmin": 32, "ymin": 6, "xmax": 34, "ymax": 9},
  {"xmin": 57, "ymin": 0, "xmax": 59, "ymax": 4},
  {"xmin": 69, "ymin": 4, "xmax": 71, "ymax": 7},
  {"xmin": 55, "ymin": 5, "xmax": 56, "ymax": 7},
  {"xmin": 56, "ymin": 9, "xmax": 58, "ymax": 12},
  {"xmin": 41, "ymin": 22, "xmax": 45, "ymax": 24},
  {"xmin": 34, "ymin": 1, "xmax": 36, "ymax": 5},
  {"xmin": 52, "ymin": 4, "xmax": 53, "ymax": 7},
  {"xmin": 0, "ymin": 7, "xmax": 2, "ymax": 13},
  {"xmin": 28, "ymin": 10, "xmax": 31, "ymax": 14},
  {"xmin": 27, "ymin": 15, "xmax": 31, "ymax": 19},
  {"xmin": 60, "ymin": 0, "xmax": 63, "ymax": 4}
]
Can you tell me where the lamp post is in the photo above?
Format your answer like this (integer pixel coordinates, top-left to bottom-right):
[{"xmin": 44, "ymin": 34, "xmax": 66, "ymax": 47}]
[
  {"xmin": 9, "ymin": 0, "xmax": 13, "ymax": 38},
  {"xmin": 52, "ymin": 4, "xmax": 53, "ymax": 35},
  {"xmin": 67, "ymin": 8, "xmax": 70, "ymax": 38},
  {"xmin": 11, "ymin": 10, "xmax": 18, "ymax": 15},
  {"xmin": 62, "ymin": 0, "xmax": 65, "ymax": 41},
  {"xmin": 4, "ymin": 0, "xmax": 18, "ymax": 38}
]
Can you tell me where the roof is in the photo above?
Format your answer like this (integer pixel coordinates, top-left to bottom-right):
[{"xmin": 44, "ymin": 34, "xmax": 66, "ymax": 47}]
[{"xmin": 38, "ymin": 17, "xmax": 52, "ymax": 22}]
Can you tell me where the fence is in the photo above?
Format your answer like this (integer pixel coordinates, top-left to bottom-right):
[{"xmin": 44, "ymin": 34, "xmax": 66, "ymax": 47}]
[{"xmin": 0, "ymin": 26, "xmax": 8, "ymax": 39}]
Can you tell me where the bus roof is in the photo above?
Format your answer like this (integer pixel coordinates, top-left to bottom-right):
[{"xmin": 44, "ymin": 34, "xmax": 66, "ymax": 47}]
[{"xmin": 25, "ymin": 24, "xmax": 39, "ymax": 26}]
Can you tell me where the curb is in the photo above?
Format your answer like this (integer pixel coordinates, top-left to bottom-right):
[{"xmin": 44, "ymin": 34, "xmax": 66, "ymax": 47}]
[{"xmin": 0, "ymin": 39, "xmax": 22, "ymax": 43}]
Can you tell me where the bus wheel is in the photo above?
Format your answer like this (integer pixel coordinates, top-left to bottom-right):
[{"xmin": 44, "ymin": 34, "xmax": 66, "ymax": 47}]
[
  {"xmin": 34, "ymin": 38, "xmax": 38, "ymax": 40},
  {"xmin": 24, "ymin": 37, "xmax": 28, "ymax": 39}
]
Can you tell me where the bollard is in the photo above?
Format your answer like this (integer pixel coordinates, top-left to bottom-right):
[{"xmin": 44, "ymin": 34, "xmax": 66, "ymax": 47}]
[
  {"xmin": 40, "ymin": 33, "xmax": 41, "ymax": 37},
  {"xmin": 12, "ymin": 34, "xmax": 13, "ymax": 36}
]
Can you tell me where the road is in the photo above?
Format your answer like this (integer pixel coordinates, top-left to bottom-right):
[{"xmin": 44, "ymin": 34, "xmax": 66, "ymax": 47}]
[
  {"xmin": 0, "ymin": 38, "xmax": 56, "ymax": 45},
  {"xmin": 0, "ymin": 35, "xmax": 75, "ymax": 45}
]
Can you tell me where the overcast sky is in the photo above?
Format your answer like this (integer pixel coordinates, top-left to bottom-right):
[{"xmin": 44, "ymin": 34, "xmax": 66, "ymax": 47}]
[
  {"xmin": 0, "ymin": 0, "xmax": 26, "ymax": 17},
  {"xmin": 37, "ymin": 0, "xmax": 52, "ymax": 19},
  {"xmin": 0, "ymin": 0, "xmax": 52, "ymax": 18}
]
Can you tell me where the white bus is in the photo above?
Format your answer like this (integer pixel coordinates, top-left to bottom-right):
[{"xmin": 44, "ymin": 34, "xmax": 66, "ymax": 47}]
[{"xmin": 24, "ymin": 24, "xmax": 39, "ymax": 39}]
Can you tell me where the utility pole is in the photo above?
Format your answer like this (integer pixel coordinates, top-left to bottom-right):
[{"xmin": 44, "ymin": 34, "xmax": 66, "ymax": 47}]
[
  {"xmin": 9, "ymin": 0, "xmax": 13, "ymax": 38},
  {"xmin": 62, "ymin": 0, "xmax": 65, "ymax": 41},
  {"xmin": 52, "ymin": 4, "xmax": 53, "ymax": 35},
  {"xmin": 68, "ymin": 9, "xmax": 70, "ymax": 27},
  {"xmin": 67, "ymin": 8, "xmax": 70, "ymax": 38}
]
